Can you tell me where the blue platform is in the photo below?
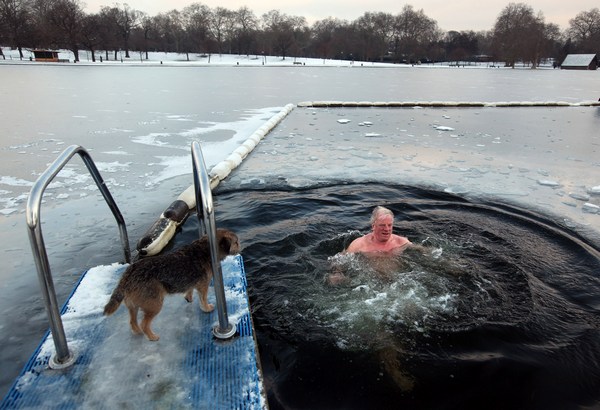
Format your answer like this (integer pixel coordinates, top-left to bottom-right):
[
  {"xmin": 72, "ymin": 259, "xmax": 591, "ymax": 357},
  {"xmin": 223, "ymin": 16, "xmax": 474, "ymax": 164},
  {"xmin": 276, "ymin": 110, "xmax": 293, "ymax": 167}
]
[{"xmin": 1, "ymin": 255, "xmax": 266, "ymax": 409}]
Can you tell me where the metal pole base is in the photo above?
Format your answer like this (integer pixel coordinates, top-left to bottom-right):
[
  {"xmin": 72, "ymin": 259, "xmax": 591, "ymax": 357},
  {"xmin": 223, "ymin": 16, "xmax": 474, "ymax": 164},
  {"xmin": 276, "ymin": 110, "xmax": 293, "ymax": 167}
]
[
  {"xmin": 48, "ymin": 350, "xmax": 77, "ymax": 370},
  {"xmin": 212, "ymin": 323, "xmax": 237, "ymax": 340}
]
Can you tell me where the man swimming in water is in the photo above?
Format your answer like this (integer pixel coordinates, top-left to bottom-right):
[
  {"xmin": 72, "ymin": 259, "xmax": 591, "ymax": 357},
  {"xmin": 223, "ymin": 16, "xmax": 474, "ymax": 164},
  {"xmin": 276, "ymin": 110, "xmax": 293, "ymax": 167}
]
[
  {"xmin": 328, "ymin": 206, "xmax": 422, "ymax": 285},
  {"xmin": 345, "ymin": 206, "xmax": 412, "ymax": 254}
]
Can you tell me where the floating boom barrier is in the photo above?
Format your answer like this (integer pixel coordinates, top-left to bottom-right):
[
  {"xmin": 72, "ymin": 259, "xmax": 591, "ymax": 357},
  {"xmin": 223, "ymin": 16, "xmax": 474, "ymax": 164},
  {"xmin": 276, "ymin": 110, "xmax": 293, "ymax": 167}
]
[
  {"xmin": 137, "ymin": 103, "xmax": 295, "ymax": 256},
  {"xmin": 297, "ymin": 100, "xmax": 600, "ymax": 108}
]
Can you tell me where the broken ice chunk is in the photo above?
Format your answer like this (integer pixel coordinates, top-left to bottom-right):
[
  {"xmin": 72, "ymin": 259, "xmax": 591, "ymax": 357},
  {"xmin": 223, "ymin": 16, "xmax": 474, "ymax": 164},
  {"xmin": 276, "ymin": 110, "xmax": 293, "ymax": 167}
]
[
  {"xmin": 582, "ymin": 203, "xmax": 599, "ymax": 213},
  {"xmin": 537, "ymin": 179, "xmax": 560, "ymax": 187},
  {"xmin": 569, "ymin": 192, "xmax": 591, "ymax": 201}
]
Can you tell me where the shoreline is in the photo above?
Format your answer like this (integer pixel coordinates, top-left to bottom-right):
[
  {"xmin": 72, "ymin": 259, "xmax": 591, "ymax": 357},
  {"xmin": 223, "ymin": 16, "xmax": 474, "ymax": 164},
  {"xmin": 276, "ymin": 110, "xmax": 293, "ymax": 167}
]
[{"xmin": 1, "ymin": 47, "xmax": 555, "ymax": 69}]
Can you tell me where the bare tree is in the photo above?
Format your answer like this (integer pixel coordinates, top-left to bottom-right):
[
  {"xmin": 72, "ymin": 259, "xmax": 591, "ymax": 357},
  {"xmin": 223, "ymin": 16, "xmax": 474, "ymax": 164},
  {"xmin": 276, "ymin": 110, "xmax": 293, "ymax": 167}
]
[
  {"xmin": 97, "ymin": 6, "xmax": 120, "ymax": 60},
  {"xmin": 354, "ymin": 12, "xmax": 395, "ymax": 62},
  {"xmin": 159, "ymin": 10, "xmax": 187, "ymax": 54},
  {"xmin": 0, "ymin": 0, "xmax": 33, "ymax": 59},
  {"xmin": 209, "ymin": 6, "xmax": 236, "ymax": 55},
  {"xmin": 182, "ymin": 4, "xmax": 212, "ymax": 58},
  {"xmin": 80, "ymin": 13, "xmax": 102, "ymax": 61},
  {"xmin": 261, "ymin": 10, "xmax": 307, "ymax": 60},
  {"xmin": 104, "ymin": 3, "xmax": 140, "ymax": 58},
  {"xmin": 444, "ymin": 31, "xmax": 479, "ymax": 63},
  {"xmin": 46, "ymin": 0, "xmax": 85, "ymax": 61},
  {"xmin": 568, "ymin": 8, "xmax": 600, "ymax": 54},
  {"xmin": 528, "ymin": 13, "xmax": 550, "ymax": 68},
  {"xmin": 232, "ymin": 6, "xmax": 258, "ymax": 56},
  {"xmin": 492, "ymin": 3, "xmax": 541, "ymax": 67},
  {"xmin": 131, "ymin": 13, "xmax": 155, "ymax": 60},
  {"xmin": 394, "ymin": 5, "xmax": 440, "ymax": 63},
  {"xmin": 536, "ymin": 21, "xmax": 562, "ymax": 65},
  {"xmin": 28, "ymin": 0, "xmax": 55, "ymax": 47},
  {"xmin": 310, "ymin": 17, "xmax": 347, "ymax": 60}
]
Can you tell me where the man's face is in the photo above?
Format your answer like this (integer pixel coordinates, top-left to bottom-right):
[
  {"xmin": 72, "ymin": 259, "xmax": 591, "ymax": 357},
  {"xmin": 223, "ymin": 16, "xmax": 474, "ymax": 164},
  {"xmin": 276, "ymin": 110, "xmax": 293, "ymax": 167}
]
[{"xmin": 372, "ymin": 214, "xmax": 393, "ymax": 242}]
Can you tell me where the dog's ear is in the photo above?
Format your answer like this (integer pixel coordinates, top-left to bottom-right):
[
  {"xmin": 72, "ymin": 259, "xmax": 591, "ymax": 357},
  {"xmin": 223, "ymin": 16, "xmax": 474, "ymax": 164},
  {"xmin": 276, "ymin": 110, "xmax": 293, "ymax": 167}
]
[{"xmin": 219, "ymin": 235, "xmax": 232, "ymax": 253}]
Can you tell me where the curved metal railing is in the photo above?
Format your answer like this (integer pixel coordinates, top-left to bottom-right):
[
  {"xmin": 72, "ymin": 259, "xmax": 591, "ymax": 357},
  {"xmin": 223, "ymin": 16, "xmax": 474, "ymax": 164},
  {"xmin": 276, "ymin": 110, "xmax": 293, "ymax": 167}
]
[
  {"xmin": 191, "ymin": 141, "xmax": 236, "ymax": 339},
  {"xmin": 26, "ymin": 145, "xmax": 131, "ymax": 368}
]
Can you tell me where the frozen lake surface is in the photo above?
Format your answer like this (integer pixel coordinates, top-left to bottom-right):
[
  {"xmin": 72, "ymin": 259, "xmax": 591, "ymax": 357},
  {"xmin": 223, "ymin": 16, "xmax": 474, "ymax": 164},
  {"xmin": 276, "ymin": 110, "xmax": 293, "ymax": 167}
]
[{"xmin": 0, "ymin": 60, "xmax": 599, "ymax": 403}]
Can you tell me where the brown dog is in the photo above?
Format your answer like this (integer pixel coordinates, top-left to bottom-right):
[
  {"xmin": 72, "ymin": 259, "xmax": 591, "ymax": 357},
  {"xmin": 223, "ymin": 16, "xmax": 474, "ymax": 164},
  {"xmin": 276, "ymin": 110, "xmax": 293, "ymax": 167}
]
[{"xmin": 104, "ymin": 229, "xmax": 240, "ymax": 341}]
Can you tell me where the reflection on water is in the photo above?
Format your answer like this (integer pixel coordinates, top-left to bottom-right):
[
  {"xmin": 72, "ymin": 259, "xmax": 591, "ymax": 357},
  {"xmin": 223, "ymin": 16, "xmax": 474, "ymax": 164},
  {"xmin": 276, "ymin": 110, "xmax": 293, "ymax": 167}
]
[{"xmin": 188, "ymin": 182, "xmax": 600, "ymax": 409}]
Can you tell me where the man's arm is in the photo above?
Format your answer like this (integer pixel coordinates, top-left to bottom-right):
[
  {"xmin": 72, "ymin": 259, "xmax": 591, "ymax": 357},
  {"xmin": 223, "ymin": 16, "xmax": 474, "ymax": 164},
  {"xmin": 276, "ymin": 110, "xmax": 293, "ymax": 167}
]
[{"xmin": 406, "ymin": 242, "xmax": 428, "ymax": 253}]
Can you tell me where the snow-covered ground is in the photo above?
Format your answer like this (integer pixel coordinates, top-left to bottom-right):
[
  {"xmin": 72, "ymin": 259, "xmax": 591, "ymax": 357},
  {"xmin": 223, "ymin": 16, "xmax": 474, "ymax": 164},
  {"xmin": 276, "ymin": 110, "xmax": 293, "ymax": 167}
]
[{"xmin": 1, "ymin": 46, "xmax": 536, "ymax": 68}]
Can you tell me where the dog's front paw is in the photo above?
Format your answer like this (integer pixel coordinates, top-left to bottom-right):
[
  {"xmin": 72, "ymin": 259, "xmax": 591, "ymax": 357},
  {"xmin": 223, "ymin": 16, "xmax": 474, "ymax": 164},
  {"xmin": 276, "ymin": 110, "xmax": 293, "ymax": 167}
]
[
  {"xmin": 146, "ymin": 333, "xmax": 160, "ymax": 341},
  {"xmin": 200, "ymin": 303, "xmax": 215, "ymax": 313}
]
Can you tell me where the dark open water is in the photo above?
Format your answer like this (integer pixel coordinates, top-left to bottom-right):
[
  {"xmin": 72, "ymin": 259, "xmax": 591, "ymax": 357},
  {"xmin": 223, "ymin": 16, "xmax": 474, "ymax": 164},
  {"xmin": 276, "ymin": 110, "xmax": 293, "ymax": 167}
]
[{"xmin": 175, "ymin": 183, "xmax": 600, "ymax": 409}]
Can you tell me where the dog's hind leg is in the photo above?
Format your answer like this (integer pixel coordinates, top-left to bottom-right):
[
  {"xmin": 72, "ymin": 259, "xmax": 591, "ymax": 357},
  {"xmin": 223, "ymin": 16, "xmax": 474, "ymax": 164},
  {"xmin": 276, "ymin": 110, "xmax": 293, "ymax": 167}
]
[
  {"xmin": 140, "ymin": 298, "xmax": 164, "ymax": 341},
  {"xmin": 184, "ymin": 289, "xmax": 193, "ymax": 303},
  {"xmin": 196, "ymin": 281, "xmax": 214, "ymax": 313},
  {"xmin": 125, "ymin": 301, "xmax": 143, "ymax": 336}
]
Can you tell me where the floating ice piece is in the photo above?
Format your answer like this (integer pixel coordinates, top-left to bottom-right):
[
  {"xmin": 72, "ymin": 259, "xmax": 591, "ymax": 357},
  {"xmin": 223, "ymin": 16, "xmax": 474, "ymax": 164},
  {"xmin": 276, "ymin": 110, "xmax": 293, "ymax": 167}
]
[
  {"xmin": 240, "ymin": 178, "xmax": 265, "ymax": 186},
  {"xmin": 0, "ymin": 176, "xmax": 33, "ymax": 187},
  {"xmin": 434, "ymin": 125, "xmax": 454, "ymax": 131},
  {"xmin": 589, "ymin": 186, "xmax": 600, "ymax": 195},
  {"xmin": 582, "ymin": 203, "xmax": 600, "ymax": 214},
  {"xmin": 562, "ymin": 201, "xmax": 578, "ymax": 208},
  {"xmin": 337, "ymin": 119, "xmax": 351, "ymax": 124},
  {"xmin": 431, "ymin": 248, "xmax": 443, "ymax": 259},
  {"xmin": 537, "ymin": 179, "xmax": 560, "ymax": 187},
  {"xmin": 444, "ymin": 186, "xmax": 470, "ymax": 195},
  {"xmin": 569, "ymin": 192, "xmax": 591, "ymax": 201},
  {"xmin": 365, "ymin": 133, "xmax": 382, "ymax": 137}
]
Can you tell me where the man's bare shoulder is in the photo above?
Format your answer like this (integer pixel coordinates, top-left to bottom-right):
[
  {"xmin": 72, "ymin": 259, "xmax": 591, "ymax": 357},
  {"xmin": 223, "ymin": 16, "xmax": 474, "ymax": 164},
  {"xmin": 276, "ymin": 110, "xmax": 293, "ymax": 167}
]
[
  {"xmin": 391, "ymin": 234, "xmax": 411, "ymax": 246},
  {"xmin": 346, "ymin": 235, "xmax": 369, "ymax": 253}
]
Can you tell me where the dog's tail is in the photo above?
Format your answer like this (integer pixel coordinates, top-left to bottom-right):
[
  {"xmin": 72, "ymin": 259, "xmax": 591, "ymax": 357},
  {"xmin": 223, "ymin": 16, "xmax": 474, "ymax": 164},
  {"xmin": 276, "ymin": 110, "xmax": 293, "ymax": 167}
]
[{"xmin": 103, "ymin": 285, "xmax": 124, "ymax": 316}]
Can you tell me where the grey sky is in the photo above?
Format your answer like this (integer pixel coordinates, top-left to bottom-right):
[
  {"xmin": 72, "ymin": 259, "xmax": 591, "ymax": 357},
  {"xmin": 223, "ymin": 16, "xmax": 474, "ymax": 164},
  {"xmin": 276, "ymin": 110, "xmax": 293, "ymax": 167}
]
[{"xmin": 83, "ymin": 0, "xmax": 597, "ymax": 31}]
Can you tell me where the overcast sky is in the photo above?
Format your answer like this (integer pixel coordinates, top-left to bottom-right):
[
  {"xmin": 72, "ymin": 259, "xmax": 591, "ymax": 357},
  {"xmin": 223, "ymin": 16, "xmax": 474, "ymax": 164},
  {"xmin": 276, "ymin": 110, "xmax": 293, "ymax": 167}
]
[{"xmin": 83, "ymin": 1, "xmax": 597, "ymax": 32}]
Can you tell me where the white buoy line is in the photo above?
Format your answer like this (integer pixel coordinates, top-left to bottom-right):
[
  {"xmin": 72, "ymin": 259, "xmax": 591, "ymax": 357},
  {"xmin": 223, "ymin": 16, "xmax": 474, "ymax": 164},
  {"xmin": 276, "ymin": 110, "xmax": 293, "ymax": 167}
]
[{"xmin": 297, "ymin": 100, "xmax": 600, "ymax": 107}]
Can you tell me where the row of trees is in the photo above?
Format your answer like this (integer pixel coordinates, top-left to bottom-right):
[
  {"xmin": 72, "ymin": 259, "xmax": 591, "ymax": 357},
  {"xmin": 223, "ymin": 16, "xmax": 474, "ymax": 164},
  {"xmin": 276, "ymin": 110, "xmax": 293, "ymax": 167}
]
[{"xmin": 1, "ymin": 0, "xmax": 599, "ymax": 66}]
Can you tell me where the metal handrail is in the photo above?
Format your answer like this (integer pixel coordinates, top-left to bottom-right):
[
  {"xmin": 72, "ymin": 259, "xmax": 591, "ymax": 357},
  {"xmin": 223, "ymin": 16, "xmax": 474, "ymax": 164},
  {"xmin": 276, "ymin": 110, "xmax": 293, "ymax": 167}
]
[
  {"xmin": 26, "ymin": 145, "xmax": 131, "ymax": 369},
  {"xmin": 191, "ymin": 141, "xmax": 236, "ymax": 339}
]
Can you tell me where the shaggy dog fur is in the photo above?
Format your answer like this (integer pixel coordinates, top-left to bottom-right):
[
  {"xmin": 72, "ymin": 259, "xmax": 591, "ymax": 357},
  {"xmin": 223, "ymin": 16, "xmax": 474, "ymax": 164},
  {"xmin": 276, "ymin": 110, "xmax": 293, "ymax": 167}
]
[{"xmin": 103, "ymin": 229, "xmax": 240, "ymax": 341}]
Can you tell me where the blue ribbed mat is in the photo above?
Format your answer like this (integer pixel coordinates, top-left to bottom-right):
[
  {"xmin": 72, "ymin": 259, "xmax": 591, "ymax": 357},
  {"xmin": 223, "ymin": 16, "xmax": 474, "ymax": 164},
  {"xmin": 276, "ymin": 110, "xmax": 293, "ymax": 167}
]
[{"xmin": 1, "ymin": 255, "xmax": 266, "ymax": 409}]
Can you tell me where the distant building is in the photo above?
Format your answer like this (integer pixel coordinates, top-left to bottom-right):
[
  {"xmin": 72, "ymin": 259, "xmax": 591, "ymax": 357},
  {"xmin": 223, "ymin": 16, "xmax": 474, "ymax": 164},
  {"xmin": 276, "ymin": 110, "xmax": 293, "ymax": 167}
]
[
  {"xmin": 560, "ymin": 54, "xmax": 598, "ymax": 70},
  {"xmin": 32, "ymin": 50, "xmax": 60, "ymax": 62}
]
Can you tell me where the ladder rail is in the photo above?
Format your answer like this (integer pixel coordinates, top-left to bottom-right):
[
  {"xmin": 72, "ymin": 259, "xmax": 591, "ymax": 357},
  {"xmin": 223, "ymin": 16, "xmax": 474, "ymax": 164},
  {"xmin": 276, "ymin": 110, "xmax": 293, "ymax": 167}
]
[
  {"xmin": 26, "ymin": 145, "xmax": 131, "ymax": 368},
  {"xmin": 191, "ymin": 141, "xmax": 236, "ymax": 339}
]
